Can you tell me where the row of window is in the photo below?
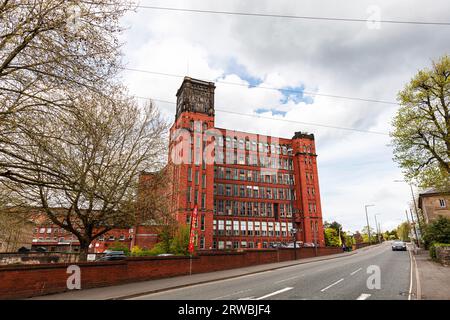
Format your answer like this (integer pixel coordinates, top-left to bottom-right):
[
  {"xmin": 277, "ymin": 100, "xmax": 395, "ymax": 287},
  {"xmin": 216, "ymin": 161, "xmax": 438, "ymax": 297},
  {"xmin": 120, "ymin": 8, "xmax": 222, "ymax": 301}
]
[
  {"xmin": 214, "ymin": 200, "xmax": 293, "ymax": 217},
  {"xmin": 188, "ymin": 120, "xmax": 315, "ymax": 155},
  {"xmin": 187, "ymin": 167, "xmax": 207, "ymax": 187},
  {"xmin": 214, "ymin": 167, "xmax": 295, "ymax": 184},
  {"xmin": 214, "ymin": 151, "xmax": 293, "ymax": 168},
  {"xmin": 186, "ymin": 187, "xmax": 207, "ymax": 207},
  {"xmin": 213, "ymin": 220, "xmax": 294, "ymax": 237},
  {"xmin": 35, "ymin": 227, "xmax": 134, "ymax": 235},
  {"xmin": 33, "ymin": 235, "xmax": 130, "ymax": 242},
  {"xmin": 213, "ymin": 241, "xmax": 284, "ymax": 249},
  {"xmin": 215, "ymin": 135, "xmax": 296, "ymax": 155},
  {"xmin": 215, "ymin": 183, "xmax": 295, "ymax": 200}
]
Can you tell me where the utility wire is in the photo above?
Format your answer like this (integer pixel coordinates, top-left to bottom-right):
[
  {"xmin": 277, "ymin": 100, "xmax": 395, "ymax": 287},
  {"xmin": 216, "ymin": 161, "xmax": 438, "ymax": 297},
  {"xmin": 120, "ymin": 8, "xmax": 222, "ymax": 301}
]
[
  {"xmin": 121, "ymin": 67, "xmax": 398, "ymax": 105},
  {"xmin": 136, "ymin": 5, "xmax": 450, "ymax": 26},
  {"xmin": 134, "ymin": 95, "xmax": 390, "ymax": 136}
]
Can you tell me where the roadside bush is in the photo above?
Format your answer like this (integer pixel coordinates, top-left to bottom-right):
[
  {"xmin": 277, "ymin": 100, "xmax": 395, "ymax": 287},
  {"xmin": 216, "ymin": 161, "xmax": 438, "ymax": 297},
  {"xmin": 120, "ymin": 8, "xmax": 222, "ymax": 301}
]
[
  {"xmin": 109, "ymin": 241, "xmax": 130, "ymax": 255},
  {"xmin": 131, "ymin": 245, "xmax": 144, "ymax": 256},
  {"xmin": 423, "ymin": 216, "xmax": 450, "ymax": 249},
  {"xmin": 147, "ymin": 242, "xmax": 167, "ymax": 256}
]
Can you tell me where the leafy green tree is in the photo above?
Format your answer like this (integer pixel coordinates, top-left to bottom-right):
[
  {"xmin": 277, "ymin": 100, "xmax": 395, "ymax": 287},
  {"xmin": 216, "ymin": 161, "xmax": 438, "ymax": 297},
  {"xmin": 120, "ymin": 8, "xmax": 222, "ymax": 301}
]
[
  {"xmin": 324, "ymin": 221, "xmax": 342, "ymax": 231},
  {"xmin": 396, "ymin": 222, "xmax": 411, "ymax": 241},
  {"xmin": 361, "ymin": 226, "xmax": 377, "ymax": 243},
  {"xmin": 170, "ymin": 225, "xmax": 190, "ymax": 255},
  {"xmin": 422, "ymin": 215, "xmax": 450, "ymax": 247},
  {"xmin": 391, "ymin": 55, "xmax": 450, "ymax": 189},
  {"xmin": 324, "ymin": 228, "xmax": 340, "ymax": 247}
]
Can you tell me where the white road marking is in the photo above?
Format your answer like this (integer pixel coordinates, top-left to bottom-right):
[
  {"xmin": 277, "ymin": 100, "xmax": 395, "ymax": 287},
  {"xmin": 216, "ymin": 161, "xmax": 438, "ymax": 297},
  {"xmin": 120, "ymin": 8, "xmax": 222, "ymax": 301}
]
[
  {"xmin": 413, "ymin": 253, "xmax": 421, "ymax": 300},
  {"xmin": 274, "ymin": 275, "xmax": 302, "ymax": 284},
  {"xmin": 238, "ymin": 296, "xmax": 255, "ymax": 300},
  {"xmin": 254, "ymin": 287, "xmax": 293, "ymax": 300},
  {"xmin": 212, "ymin": 289, "xmax": 252, "ymax": 300},
  {"xmin": 320, "ymin": 278, "xmax": 344, "ymax": 292},
  {"xmin": 408, "ymin": 246, "xmax": 413, "ymax": 300},
  {"xmin": 356, "ymin": 293, "xmax": 371, "ymax": 300},
  {"xmin": 350, "ymin": 268, "xmax": 362, "ymax": 276}
]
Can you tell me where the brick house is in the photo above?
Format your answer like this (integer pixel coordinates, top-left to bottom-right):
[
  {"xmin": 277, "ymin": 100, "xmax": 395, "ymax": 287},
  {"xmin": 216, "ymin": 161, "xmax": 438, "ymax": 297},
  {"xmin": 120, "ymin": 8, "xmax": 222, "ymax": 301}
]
[{"xmin": 418, "ymin": 188, "xmax": 450, "ymax": 223}]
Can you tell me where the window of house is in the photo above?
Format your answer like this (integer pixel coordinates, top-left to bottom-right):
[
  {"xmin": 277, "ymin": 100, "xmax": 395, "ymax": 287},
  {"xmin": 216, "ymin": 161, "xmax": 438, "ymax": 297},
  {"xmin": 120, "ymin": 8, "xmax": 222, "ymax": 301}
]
[
  {"xmin": 225, "ymin": 136, "xmax": 231, "ymax": 148},
  {"xmin": 187, "ymin": 167, "xmax": 192, "ymax": 182},
  {"xmin": 225, "ymin": 168, "xmax": 231, "ymax": 180},
  {"xmin": 226, "ymin": 220, "xmax": 232, "ymax": 236},
  {"xmin": 226, "ymin": 184, "xmax": 232, "ymax": 196},
  {"xmin": 255, "ymin": 221, "xmax": 261, "ymax": 236},
  {"xmin": 218, "ymin": 200, "xmax": 224, "ymax": 214},
  {"xmin": 248, "ymin": 221, "xmax": 254, "ymax": 236},
  {"xmin": 201, "ymin": 193, "xmax": 206, "ymax": 209},
  {"xmin": 225, "ymin": 200, "xmax": 232, "ymax": 215},
  {"xmin": 218, "ymin": 220, "xmax": 224, "ymax": 236},
  {"xmin": 240, "ymin": 221, "xmax": 247, "ymax": 236},
  {"xmin": 261, "ymin": 222, "xmax": 267, "ymax": 236},
  {"xmin": 439, "ymin": 199, "xmax": 446, "ymax": 208},
  {"xmin": 200, "ymin": 236, "xmax": 205, "ymax": 249}
]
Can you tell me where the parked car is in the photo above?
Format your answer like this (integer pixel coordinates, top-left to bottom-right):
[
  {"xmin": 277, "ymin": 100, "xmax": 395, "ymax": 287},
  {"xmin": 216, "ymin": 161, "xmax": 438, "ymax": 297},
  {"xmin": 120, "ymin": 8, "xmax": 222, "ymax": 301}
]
[
  {"xmin": 96, "ymin": 250, "xmax": 126, "ymax": 261},
  {"xmin": 157, "ymin": 253, "xmax": 174, "ymax": 257},
  {"xmin": 392, "ymin": 241, "xmax": 407, "ymax": 251},
  {"xmin": 303, "ymin": 242, "xmax": 316, "ymax": 247},
  {"xmin": 284, "ymin": 241, "xmax": 303, "ymax": 248}
]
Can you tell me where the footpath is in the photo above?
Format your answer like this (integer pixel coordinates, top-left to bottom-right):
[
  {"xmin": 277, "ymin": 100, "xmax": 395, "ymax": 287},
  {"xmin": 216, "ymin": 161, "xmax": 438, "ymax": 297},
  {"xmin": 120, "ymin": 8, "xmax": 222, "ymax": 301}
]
[
  {"xmin": 414, "ymin": 248, "xmax": 450, "ymax": 300},
  {"xmin": 31, "ymin": 247, "xmax": 370, "ymax": 300}
]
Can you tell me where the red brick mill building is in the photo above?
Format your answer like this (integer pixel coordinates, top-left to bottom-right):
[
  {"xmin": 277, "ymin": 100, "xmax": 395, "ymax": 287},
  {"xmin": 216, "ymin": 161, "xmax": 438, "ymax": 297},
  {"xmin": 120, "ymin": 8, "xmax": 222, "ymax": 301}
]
[
  {"xmin": 27, "ymin": 76, "xmax": 325, "ymax": 254},
  {"xmin": 143, "ymin": 76, "xmax": 325, "ymax": 251}
]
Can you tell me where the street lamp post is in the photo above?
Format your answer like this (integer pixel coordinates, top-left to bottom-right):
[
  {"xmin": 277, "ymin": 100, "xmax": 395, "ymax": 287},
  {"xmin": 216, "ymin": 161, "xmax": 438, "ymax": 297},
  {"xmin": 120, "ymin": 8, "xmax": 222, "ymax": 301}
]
[
  {"xmin": 394, "ymin": 180, "xmax": 422, "ymax": 247},
  {"xmin": 291, "ymin": 228, "xmax": 297, "ymax": 260},
  {"xmin": 374, "ymin": 213, "xmax": 381, "ymax": 243},
  {"xmin": 365, "ymin": 204, "xmax": 375, "ymax": 245}
]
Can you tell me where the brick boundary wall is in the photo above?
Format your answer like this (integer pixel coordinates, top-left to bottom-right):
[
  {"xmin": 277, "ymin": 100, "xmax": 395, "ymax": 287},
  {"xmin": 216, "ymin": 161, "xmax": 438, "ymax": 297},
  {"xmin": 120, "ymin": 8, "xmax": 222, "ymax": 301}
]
[
  {"xmin": 436, "ymin": 246, "xmax": 450, "ymax": 266},
  {"xmin": 0, "ymin": 247, "xmax": 341, "ymax": 299}
]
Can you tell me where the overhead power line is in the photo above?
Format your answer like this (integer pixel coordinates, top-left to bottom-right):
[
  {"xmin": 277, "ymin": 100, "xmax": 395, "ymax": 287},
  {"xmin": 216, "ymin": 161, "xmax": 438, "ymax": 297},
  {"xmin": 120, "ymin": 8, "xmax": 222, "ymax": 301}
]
[
  {"xmin": 136, "ymin": 5, "xmax": 450, "ymax": 26},
  {"xmin": 121, "ymin": 67, "xmax": 398, "ymax": 105},
  {"xmin": 133, "ymin": 95, "xmax": 390, "ymax": 136}
]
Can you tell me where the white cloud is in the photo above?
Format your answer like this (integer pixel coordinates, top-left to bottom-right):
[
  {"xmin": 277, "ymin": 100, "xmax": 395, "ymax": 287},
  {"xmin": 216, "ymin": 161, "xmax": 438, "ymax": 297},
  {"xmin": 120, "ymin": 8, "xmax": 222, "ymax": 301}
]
[{"xmin": 119, "ymin": 0, "xmax": 450, "ymax": 231}]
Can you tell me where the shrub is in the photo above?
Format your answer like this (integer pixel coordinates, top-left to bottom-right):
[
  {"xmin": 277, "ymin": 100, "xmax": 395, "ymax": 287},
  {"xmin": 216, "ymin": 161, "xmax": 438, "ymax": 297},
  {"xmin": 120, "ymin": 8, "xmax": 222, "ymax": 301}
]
[
  {"xmin": 109, "ymin": 241, "xmax": 130, "ymax": 255},
  {"xmin": 423, "ymin": 216, "xmax": 450, "ymax": 248},
  {"xmin": 131, "ymin": 245, "xmax": 144, "ymax": 256},
  {"xmin": 147, "ymin": 242, "xmax": 167, "ymax": 256},
  {"xmin": 170, "ymin": 225, "xmax": 190, "ymax": 255}
]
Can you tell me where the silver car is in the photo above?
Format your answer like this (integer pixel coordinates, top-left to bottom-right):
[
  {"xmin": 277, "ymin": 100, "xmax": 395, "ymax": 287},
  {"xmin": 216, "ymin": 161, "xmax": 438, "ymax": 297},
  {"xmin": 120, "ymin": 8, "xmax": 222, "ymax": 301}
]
[{"xmin": 392, "ymin": 241, "xmax": 407, "ymax": 251}]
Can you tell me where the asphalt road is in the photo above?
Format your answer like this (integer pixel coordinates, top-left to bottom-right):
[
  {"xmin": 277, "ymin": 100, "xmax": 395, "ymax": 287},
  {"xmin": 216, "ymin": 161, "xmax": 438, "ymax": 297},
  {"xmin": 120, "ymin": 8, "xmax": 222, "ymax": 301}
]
[{"xmin": 131, "ymin": 242, "xmax": 411, "ymax": 300}]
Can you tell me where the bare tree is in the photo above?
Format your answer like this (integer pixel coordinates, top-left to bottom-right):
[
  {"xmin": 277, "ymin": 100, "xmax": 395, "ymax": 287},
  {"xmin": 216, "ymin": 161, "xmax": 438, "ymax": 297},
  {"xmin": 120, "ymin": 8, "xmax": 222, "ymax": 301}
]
[
  {"xmin": 3, "ymin": 92, "xmax": 168, "ymax": 260},
  {"xmin": 137, "ymin": 167, "xmax": 182, "ymax": 252},
  {"xmin": 0, "ymin": 182, "xmax": 34, "ymax": 252},
  {"xmin": 1, "ymin": 0, "xmax": 133, "ymax": 174}
]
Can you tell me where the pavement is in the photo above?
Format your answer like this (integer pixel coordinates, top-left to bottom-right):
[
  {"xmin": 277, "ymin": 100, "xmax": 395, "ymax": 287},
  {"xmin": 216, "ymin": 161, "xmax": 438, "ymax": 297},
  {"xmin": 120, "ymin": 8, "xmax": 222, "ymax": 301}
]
[
  {"xmin": 33, "ymin": 242, "xmax": 412, "ymax": 300},
  {"xmin": 414, "ymin": 247, "xmax": 450, "ymax": 300}
]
